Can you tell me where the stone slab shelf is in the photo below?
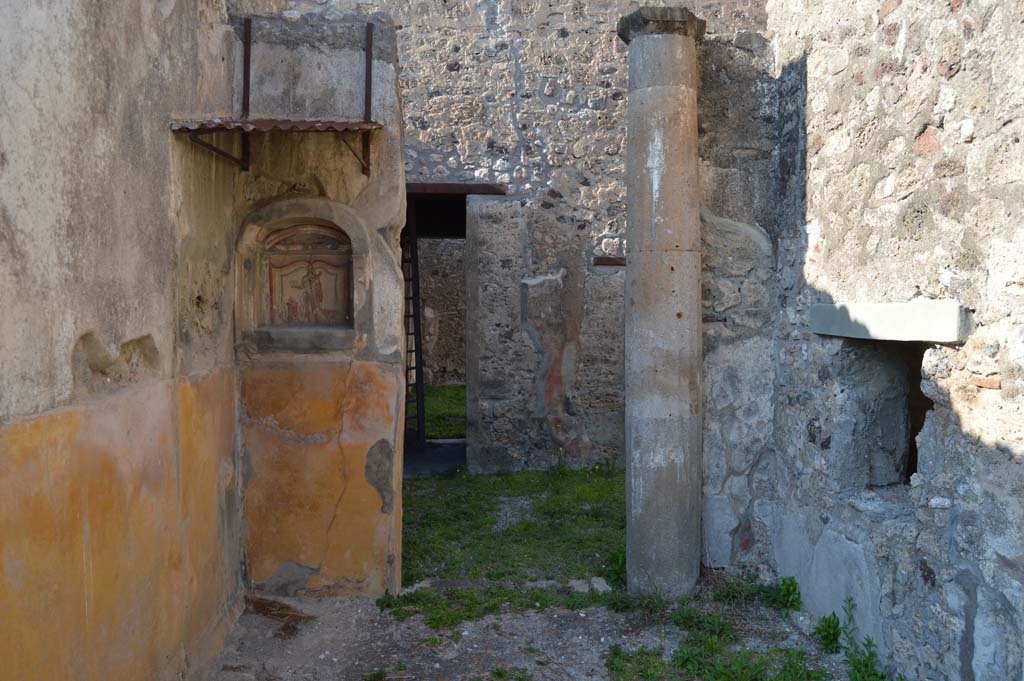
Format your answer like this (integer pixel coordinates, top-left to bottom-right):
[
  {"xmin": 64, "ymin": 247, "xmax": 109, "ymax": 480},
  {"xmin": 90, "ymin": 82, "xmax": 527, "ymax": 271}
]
[{"xmin": 810, "ymin": 299, "xmax": 970, "ymax": 343}]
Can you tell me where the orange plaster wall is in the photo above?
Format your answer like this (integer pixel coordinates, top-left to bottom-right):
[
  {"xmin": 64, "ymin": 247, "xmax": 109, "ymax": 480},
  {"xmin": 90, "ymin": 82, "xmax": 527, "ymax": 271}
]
[
  {"xmin": 0, "ymin": 369, "xmax": 242, "ymax": 681},
  {"xmin": 178, "ymin": 369, "xmax": 244, "ymax": 667},
  {"xmin": 241, "ymin": 360, "xmax": 403, "ymax": 597}
]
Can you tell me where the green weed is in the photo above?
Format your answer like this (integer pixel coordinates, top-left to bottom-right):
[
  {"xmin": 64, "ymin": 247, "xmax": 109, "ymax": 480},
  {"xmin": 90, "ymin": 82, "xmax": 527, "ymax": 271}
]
[
  {"xmin": 840, "ymin": 597, "xmax": 905, "ymax": 681},
  {"xmin": 813, "ymin": 611, "xmax": 842, "ymax": 654},
  {"xmin": 774, "ymin": 648, "xmax": 830, "ymax": 681},
  {"xmin": 607, "ymin": 591, "xmax": 672, "ymax": 620},
  {"xmin": 712, "ymin": 573, "xmax": 802, "ymax": 617},
  {"xmin": 671, "ymin": 606, "xmax": 735, "ymax": 641}
]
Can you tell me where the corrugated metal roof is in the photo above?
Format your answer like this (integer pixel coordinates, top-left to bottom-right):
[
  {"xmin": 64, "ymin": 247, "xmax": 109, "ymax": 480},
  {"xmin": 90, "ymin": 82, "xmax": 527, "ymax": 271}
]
[{"xmin": 170, "ymin": 118, "xmax": 382, "ymax": 133}]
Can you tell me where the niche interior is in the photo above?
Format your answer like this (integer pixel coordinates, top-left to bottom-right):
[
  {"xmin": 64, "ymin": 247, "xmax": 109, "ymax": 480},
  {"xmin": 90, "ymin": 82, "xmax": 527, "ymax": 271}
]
[{"xmin": 237, "ymin": 211, "xmax": 369, "ymax": 355}]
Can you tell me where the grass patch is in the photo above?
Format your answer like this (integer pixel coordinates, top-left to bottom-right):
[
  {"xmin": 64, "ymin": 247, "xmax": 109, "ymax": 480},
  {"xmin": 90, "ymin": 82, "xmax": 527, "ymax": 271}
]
[
  {"xmin": 380, "ymin": 465, "xmax": 625, "ymax": 628},
  {"xmin": 380, "ymin": 585, "xmax": 607, "ymax": 629},
  {"xmin": 606, "ymin": 592, "xmax": 831, "ymax": 680},
  {"xmin": 408, "ymin": 384, "xmax": 466, "ymax": 439},
  {"xmin": 401, "ymin": 465, "xmax": 625, "ymax": 586},
  {"xmin": 386, "ymin": 466, "xmax": 834, "ymax": 681},
  {"xmin": 608, "ymin": 636, "xmax": 830, "ymax": 681},
  {"xmin": 711, "ymin": 572, "xmax": 802, "ymax": 615}
]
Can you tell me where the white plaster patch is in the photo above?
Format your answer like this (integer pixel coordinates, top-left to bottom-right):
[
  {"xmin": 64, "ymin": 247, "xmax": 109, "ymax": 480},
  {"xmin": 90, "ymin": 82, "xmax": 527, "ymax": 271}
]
[{"xmin": 646, "ymin": 127, "xmax": 665, "ymax": 241}]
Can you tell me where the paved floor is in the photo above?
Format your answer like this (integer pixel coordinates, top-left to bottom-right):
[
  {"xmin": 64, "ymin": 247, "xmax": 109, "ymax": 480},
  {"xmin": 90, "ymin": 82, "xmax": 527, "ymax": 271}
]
[{"xmin": 404, "ymin": 439, "xmax": 466, "ymax": 478}]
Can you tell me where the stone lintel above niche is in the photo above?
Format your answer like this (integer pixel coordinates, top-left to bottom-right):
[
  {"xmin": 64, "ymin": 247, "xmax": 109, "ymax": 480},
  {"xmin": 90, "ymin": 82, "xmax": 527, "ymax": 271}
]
[{"xmin": 810, "ymin": 299, "xmax": 971, "ymax": 344}]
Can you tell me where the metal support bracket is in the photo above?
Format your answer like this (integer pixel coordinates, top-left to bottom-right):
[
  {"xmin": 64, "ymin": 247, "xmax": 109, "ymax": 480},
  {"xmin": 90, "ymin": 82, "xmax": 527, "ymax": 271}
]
[
  {"xmin": 176, "ymin": 17, "xmax": 377, "ymax": 176},
  {"xmin": 188, "ymin": 130, "xmax": 249, "ymax": 170}
]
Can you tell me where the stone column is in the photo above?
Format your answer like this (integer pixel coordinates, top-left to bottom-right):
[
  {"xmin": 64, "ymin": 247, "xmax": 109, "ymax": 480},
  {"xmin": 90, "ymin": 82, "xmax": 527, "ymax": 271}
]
[{"xmin": 618, "ymin": 7, "xmax": 705, "ymax": 597}]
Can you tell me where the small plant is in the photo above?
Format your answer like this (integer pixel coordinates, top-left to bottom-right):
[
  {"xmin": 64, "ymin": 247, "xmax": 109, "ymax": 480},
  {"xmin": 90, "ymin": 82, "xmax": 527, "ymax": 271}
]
[
  {"xmin": 719, "ymin": 574, "xmax": 804, "ymax": 615},
  {"xmin": 710, "ymin": 649, "xmax": 769, "ymax": 681},
  {"xmin": 671, "ymin": 605, "xmax": 736, "ymax": 642},
  {"xmin": 813, "ymin": 611, "xmax": 842, "ymax": 654},
  {"xmin": 606, "ymin": 590, "xmax": 671, "ymax": 620},
  {"xmin": 840, "ymin": 596, "xmax": 904, "ymax": 681},
  {"xmin": 606, "ymin": 546, "xmax": 627, "ymax": 589},
  {"xmin": 606, "ymin": 645, "xmax": 674, "ymax": 679},
  {"xmin": 844, "ymin": 637, "xmax": 887, "ymax": 681},
  {"xmin": 711, "ymin": 573, "xmax": 763, "ymax": 605},
  {"xmin": 778, "ymin": 576, "xmax": 802, "ymax": 615}
]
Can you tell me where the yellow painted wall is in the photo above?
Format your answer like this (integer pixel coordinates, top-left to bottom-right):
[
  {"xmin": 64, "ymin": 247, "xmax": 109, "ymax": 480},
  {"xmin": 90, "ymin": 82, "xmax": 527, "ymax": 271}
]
[
  {"xmin": 241, "ymin": 361, "xmax": 403, "ymax": 597},
  {"xmin": 0, "ymin": 369, "xmax": 242, "ymax": 681}
]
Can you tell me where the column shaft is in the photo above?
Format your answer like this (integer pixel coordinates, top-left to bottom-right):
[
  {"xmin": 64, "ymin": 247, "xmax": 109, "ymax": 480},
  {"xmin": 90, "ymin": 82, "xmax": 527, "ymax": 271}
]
[{"xmin": 621, "ymin": 11, "xmax": 703, "ymax": 597}]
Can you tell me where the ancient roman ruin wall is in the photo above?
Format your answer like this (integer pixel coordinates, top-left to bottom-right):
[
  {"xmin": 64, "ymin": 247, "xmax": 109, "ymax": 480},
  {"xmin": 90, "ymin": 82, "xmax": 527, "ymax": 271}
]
[
  {"xmin": 418, "ymin": 238, "xmax": 468, "ymax": 385},
  {"xmin": 391, "ymin": 1, "xmax": 1024, "ymax": 676},
  {"xmin": 353, "ymin": 0, "xmax": 779, "ymax": 471},
  {"xmin": 0, "ymin": 3, "xmax": 245, "ymax": 679},
  {"xmin": 1, "ymin": 3, "xmax": 407, "ymax": 678},
  {"xmin": 744, "ymin": 0, "xmax": 1024, "ymax": 677}
]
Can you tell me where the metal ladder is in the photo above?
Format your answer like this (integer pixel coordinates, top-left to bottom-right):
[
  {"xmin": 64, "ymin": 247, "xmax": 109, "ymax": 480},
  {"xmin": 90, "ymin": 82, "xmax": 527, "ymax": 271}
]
[{"xmin": 401, "ymin": 223, "xmax": 427, "ymax": 448}]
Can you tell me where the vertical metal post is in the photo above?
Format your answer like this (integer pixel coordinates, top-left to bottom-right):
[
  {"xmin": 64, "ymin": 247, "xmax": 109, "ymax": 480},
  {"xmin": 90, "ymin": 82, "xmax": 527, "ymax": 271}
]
[
  {"xmin": 241, "ymin": 17, "xmax": 252, "ymax": 171},
  {"xmin": 361, "ymin": 22, "xmax": 374, "ymax": 176},
  {"xmin": 408, "ymin": 211, "xmax": 427, "ymax": 448}
]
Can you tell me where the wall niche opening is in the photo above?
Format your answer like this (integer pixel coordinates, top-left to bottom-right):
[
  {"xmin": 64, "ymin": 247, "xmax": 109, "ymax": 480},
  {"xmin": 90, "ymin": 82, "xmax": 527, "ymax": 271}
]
[
  {"xmin": 859, "ymin": 341, "xmax": 933, "ymax": 487},
  {"xmin": 898, "ymin": 342, "xmax": 933, "ymax": 484},
  {"xmin": 831, "ymin": 340, "xmax": 934, "ymax": 490}
]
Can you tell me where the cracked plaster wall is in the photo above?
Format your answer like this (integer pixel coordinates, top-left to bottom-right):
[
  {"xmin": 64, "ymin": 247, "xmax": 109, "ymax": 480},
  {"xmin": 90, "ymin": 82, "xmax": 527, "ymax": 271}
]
[
  {"xmin": 0, "ymin": 2, "xmax": 247, "ymax": 680},
  {"xmin": 1, "ymin": 3, "xmax": 406, "ymax": 679}
]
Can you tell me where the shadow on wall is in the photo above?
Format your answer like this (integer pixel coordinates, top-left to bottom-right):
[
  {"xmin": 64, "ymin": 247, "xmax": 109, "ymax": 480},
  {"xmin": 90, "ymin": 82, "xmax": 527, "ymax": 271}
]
[{"xmin": 741, "ymin": 53, "xmax": 1024, "ymax": 680}]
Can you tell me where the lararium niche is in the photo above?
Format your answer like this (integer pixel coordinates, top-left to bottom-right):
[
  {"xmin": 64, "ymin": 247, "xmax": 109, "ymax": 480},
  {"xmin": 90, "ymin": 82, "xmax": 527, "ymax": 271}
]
[{"xmin": 237, "ymin": 209, "xmax": 370, "ymax": 355}]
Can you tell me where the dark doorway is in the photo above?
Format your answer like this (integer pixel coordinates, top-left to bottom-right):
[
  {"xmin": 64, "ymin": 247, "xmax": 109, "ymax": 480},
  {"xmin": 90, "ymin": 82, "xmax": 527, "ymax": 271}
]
[{"xmin": 402, "ymin": 183, "xmax": 505, "ymax": 477}]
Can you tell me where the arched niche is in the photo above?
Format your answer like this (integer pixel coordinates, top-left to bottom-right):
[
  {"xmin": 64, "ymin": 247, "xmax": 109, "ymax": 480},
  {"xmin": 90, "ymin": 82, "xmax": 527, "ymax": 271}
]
[{"xmin": 236, "ymin": 199, "xmax": 373, "ymax": 355}]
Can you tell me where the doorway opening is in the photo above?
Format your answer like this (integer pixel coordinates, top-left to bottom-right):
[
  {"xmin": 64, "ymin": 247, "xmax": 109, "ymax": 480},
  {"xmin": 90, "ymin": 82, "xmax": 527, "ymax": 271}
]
[{"xmin": 402, "ymin": 182, "xmax": 504, "ymax": 477}]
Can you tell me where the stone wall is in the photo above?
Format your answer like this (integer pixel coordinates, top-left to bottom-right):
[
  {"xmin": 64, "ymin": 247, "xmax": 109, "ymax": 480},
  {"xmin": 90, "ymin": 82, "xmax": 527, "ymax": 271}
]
[
  {"xmin": 390, "ymin": 0, "xmax": 1024, "ymax": 676},
  {"xmin": 418, "ymin": 238, "xmax": 467, "ymax": 386},
  {"xmin": 351, "ymin": 0, "xmax": 778, "ymax": 471},
  {"xmin": 743, "ymin": 0, "xmax": 1024, "ymax": 678}
]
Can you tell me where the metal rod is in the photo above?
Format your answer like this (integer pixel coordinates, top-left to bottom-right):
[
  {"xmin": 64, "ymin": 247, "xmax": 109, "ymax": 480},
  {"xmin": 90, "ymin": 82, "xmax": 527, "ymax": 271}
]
[
  {"xmin": 364, "ymin": 22, "xmax": 373, "ymax": 122},
  {"xmin": 339, "ymin": 135, "xmax": 370, "ymax": 174},
  {"xmin": 189, "ymin": 133, "xmax": 247, "ymax": 168},
  {"xmin": 361, "ymin": 22, "xmax": 374, "ymax": 176},
  {"xmin": 242, "ymin": 18, "xmax": 252, "ymax": 118},
  {"xmin": 241, "ymin": 17, "xmax": 252, "ymax": 171}
]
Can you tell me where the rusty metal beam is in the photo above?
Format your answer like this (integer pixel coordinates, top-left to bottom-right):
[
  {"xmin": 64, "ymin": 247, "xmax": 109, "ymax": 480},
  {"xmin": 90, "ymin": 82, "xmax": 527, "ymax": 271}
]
[
  {"xmin": 241, "ymin": 17, "xmax": 252, "ymax": 171},
  {"xmin": 406, "ymin": 182, "xmax": 507, "ymax": 196},
  {"xmin": 360, "ymin": 22, "xmax": 374, "ymax": 176},
  {"xmin": 188, "ymin": 130, "xmax": 247, "ymax": 169}
]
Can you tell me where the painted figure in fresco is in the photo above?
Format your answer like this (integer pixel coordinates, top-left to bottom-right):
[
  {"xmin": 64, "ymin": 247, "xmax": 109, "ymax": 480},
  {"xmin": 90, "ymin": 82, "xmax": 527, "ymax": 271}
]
[{"xmin": 301, "ymin": 261, "xmax": 324, "ymax": 323}]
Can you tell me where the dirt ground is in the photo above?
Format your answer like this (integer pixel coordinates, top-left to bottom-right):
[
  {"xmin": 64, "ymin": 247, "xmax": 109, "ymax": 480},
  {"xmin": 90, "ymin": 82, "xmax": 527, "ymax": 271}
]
[
  {"xmin": 203, "ymin": 586, "xmax": 845, "ymax": 680},
  {"xmin": 203, "ymin": 470, "xmax": 848, "ymax": 681}
]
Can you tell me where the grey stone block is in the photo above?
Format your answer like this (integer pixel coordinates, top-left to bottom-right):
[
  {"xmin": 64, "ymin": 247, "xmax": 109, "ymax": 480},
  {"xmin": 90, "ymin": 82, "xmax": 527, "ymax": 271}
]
[{"xmin": 810, "ymin": 300, "xmax": 971, "ymax": 343}]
